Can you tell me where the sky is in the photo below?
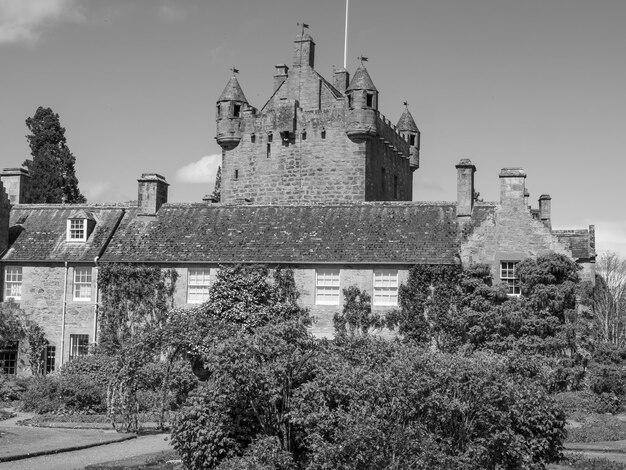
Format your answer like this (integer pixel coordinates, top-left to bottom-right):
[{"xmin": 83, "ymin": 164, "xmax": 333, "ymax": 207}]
[{"xmin": 1, "ymin": 0, "xmax": 625, "ymax": 257}]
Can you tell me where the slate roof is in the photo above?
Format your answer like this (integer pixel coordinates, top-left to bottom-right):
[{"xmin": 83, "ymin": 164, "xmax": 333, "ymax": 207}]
[
  {"xmin": 218, "ymin": 75, "xmax": 248, "ymax": 103},
  {"xmin": 397, "ymin": 107, "xmax": 419, "ymax": 132},
  {"xmin": 4, "ymin": 205, "xmax": 126, "ymax": 262},
  {"xmin": 346, "ymin": 65, "xmax": 378, "ymax": 92},
  {"xmin": 553, "ymin": 229, "xmax": 595, "ymax": 260},
  {"xmin": 100, "ymin": 202, "xmax": 461, "ymax": 265}
]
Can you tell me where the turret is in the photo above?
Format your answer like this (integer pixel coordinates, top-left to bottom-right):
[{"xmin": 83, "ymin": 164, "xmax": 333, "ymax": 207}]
[
  {"xmin": 396, "ymin": 104, "xmax": 420, "ymax": 171},
  {"xmin": 216, "ymin": 73, "xmax": 249, "ymax": 151},
  {"xmin": 345, "ymin": 63, "xmax": 378, "ymax": 142}
]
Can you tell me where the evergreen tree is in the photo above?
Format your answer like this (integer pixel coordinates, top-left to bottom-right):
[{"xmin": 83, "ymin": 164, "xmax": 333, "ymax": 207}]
[
  {"xmin": 210, "ymin": 165, "xmax": 221, "ymax": 202},
  {"xmin": 23, "ymin": 107, "xmax": 86, "ymax": 203}
]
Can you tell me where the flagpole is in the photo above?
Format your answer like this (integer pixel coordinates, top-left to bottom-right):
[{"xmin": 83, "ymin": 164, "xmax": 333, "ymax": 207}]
[{"xmin": 344, "ymin": 0, "xmax": 349, "ymax": 68}]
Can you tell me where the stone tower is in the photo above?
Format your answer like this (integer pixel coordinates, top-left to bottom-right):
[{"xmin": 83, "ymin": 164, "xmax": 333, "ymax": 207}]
[
  {"xmin": 396, "ymin": 104, "xmax": 420, "ymax": 172},
  {"xmin": 215, "ymin": 32, "xmax": 419, "ymax": 204}
]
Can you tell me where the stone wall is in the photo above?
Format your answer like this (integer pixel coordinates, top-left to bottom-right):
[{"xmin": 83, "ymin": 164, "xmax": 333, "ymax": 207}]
[
  {"xmin": 365, "ymin": 137, "xmax": 412, "ymax": 201},
  {"xmin": 17, "ymin": 264, "xmax": 96, "ymax": 372},
  {"xmin": 222, "ymin": 113, "xmax": 368, "ymax": 204},
  {"xmin": 461, "ymin": 204, "xmax": 572, "ymax": 281},
  {"xmin": 168, "ymin": 264, "xmax": 408, "ymax": 339}
]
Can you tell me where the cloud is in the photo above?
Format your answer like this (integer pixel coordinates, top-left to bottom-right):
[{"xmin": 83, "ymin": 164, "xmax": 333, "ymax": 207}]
[
  {"xmin": 81, "ymin": 180, "xmax": 112, "ymax": 202},
  {"xmin": 0, "ymin": 0, "xmax": 84, "ymax": 45},
  {"xmin": 176, "ymin": 154, "xmax": 221, "ymax": 184},
  {"xmin": 156, "ymin": 3, "xmax": 186, "ymax": 23}
]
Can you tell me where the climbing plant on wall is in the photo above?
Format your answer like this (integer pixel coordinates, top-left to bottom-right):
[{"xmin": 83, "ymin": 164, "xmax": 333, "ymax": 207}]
[{"xmin": 97, "ymin": 263, "xmax": 178, "ymax": 432}]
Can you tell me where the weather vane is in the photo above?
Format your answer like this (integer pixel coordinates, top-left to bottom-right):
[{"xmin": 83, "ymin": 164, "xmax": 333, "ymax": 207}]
[
  {"xmin": 403, "ymin": 101, "xmax": 408, "ymax": 107},
  {"xmin": 357, "ymin": 55, "xmax": 369, "ymax": 65},
  {"xmin": 297, "ymin": 22, "xmax": 309, "ymax": 36},
  {"xmin": 230, "ymin": 66, "xmax": 239, "ymax": 75}
]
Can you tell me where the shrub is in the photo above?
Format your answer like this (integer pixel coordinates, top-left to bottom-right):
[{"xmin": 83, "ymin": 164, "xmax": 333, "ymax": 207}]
[{"xmin": 20, "ymin": 376, "xmax": 63, "ymax": 413}]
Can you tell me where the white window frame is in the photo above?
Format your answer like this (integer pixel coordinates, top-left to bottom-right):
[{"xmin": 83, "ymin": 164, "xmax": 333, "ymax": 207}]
[
  {"xmin": 67, "ymin": 219, "xmax": 87, "ymax": 241},
  {"xmin": 315, "ymin": 269, "xmax": 340, "ymax": 305},
  {"xmin": 73, "ymin": 267, "xmax": 92, "ymax": 301},
  {"xmin": 187, "ymin": 268, "xmax": 211, "ymax": 304},
  {"xmin": 500, "ymin": 261, "xmax": 521, "ymax": 296},
  {"xmin": 4, "ymin": 266, "xmax": 22, "ymax": 301},
  {"xmin": 373, "ymin": 269, "xmax": 399, "ymax": 307},
  {"xmin": 69, "ymin": 334, "xmax": 89, "ymax": 361}
]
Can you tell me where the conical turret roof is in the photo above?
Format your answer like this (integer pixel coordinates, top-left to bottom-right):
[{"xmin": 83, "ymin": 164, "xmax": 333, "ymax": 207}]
[
  {"xmin": 397, "ymin": 106, "xmax": 419, "ymax": 132},
  {"xmin": 218, "ymin": 75, "xmax": 248, "ymax": 103},
  {"xmin": 346, "ymin": 65, "xmax": 377, "ymax": 92}
]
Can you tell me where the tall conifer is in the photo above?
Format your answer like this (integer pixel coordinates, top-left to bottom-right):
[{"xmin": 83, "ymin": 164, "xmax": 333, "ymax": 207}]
[{"xmin": 23, "ymin": 107, "xmax": 86, "ymax": 203}]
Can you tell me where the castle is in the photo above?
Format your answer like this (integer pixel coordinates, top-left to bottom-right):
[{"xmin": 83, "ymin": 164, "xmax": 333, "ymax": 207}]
[{"xmin": 0, "ymin": 32, "xmax": 595, "ymax": 374}]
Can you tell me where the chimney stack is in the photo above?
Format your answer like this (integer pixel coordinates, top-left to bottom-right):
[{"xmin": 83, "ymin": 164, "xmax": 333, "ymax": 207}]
[
  {"xmin": 1, "ymin": 168, "xmax": 31, "ymax": 205},
  {"xmin": 499, "ymin": 168, "xmax": 526, "ymax": 208},
  {"xmin": 0, "ymin": 182, "xmax": 9, "ymax": 255},
  {"xmin": 456, "ymin": 159, "xmax": 476, "ymax": 219},
  {"xmin": 293, "ymin": 34, "xmax": 315, "ymax": 68},
  {"xmin": 138, "ymin": 173, "xmax": 168, "ymax": 215},
  {"xmin": 538, "ymin": 194, "xmax": 551, "ymax": 229},
  {"xmin": 333, "ymin": 68, "xmax": 349, "ymax": 93},
  {"xmin": 273, "ymin": 64, "xmax": 289, "ymax": 92}
]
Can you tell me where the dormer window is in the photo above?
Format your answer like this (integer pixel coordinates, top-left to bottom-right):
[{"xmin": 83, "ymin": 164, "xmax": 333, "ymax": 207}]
[
  {"xmin": 66, "ymin": 210, "xmax": 95, "ymax": 242},
  {"xmin": 67, "ymin": 219, "xmax": 87, "ymax": 241}
]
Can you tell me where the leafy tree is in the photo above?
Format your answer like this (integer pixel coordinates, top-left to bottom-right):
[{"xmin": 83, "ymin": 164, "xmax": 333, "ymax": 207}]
[
  {"xmin": 24, "ymin": 321, "xmax": 47, "ymax": 376},
  {"xmin": 211, "ymin": 165, "xmax": 222, "ymax": 202},
  {"xmin": 594, "ymin": 252, "xmax": 626, "ymax": 348},
  {"xmin": 333, "ymin": 286, "xmax": 383, "ymax": 337},
  {"xmin": 24, "ymin": 106, "xmax": 86, "ymax": 203},
  {"xmin": 0, "ymin": 300, "xmax": 24, "ymax": 347}
]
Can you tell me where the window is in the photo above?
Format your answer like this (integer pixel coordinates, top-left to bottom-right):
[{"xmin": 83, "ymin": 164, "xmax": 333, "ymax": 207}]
[
  {"xmin": 373, "ymin": 270, "xmax": 399, "ymax": 306},
  {"xmin": 394, "ymin": 176, "xmax": 399, "ymax": 199},
  {"xmin": 234, "ymin": 169, "xmax": 239, "ymax": 180},
  {"xmin": 267, "ymin": 143, "xmax": 271, "ymax": 157},
  {"xmin": 188, "ymin": 268, "xmax": 211, "ymax": 304},
  {"xmin": 366, "ymin": 92, "xmax": 374, "ymax": 108},
  {"xmin": 251, "ymin": 133, "xmax": 256, "ymax": 143},
  {"xmin": 321, "ymin": 128, "xmax": 326, "ymax": 139},
  {"xmin": 73, "ymin": 267, "xmax": 92, "ymax": 301},
  {"xmin": 0, "ymin": 342, "xmax": 18, "ymax": 375},
  {"xmin": 500, "ymin": 262, "xmax": 521, "ymax": 295},
  {"xmin": 409, "ymin": 134, "xmax": 416, "ymax": 146},
  {"xmin": 46, "ymin": 345, "xmax": 56, "ymax": 374},
  {"xmin": 301, "ymin": 130, "xmax": 307, "ymax": 140},
  {"xmin": 67, "ymin": 219, "xmax": 87, "ymax": 241},
  {"xmin": 267, "ymin": 132, "xmax": 273, "ymax": 143},
  {"xmin": 4, "ymin": 266, "xmax": 22, "ymax": 301},
  {"xmin": 316, "ymin": 269, "xmax": 340, "ymax": 305},
  {"xmin": 216, "ymin": 104, "xmax": 221, "ymax": 117},
  {"xmin": 69, "ymin": 334, "xmax": 89, "ymax": 361},
  {"xmin": 233, "ymin": 103, "xmax": 241, "ymax": 117},
  {"xmin": 347, "ymin": 94, "xmax": 353, "ymax": 109}
]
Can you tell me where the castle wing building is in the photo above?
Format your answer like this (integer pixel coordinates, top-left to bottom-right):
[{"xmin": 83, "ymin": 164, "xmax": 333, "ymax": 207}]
[{"xmin": 0, "ymin": 32, "xmax": 595, "ymax": 374}]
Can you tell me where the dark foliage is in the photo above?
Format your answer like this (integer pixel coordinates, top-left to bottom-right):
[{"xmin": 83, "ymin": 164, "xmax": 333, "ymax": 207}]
[{"xmin": 23, "ymin": 106, "xmax": 85, "ymax": 203}]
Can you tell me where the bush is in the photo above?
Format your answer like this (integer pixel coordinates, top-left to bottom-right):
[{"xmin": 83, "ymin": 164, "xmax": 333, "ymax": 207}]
[
  {"xmin": 566, "ymin": 455, "xmax": 626, "ymax": 469},
  {"xmin": 20, "ymin": 376, "xmax": 63, "ymax": 413}
]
